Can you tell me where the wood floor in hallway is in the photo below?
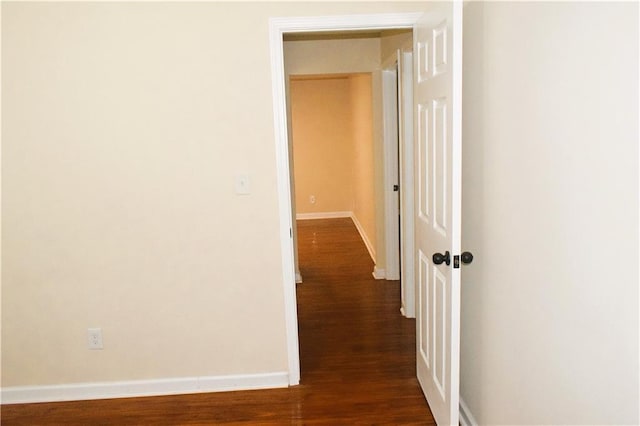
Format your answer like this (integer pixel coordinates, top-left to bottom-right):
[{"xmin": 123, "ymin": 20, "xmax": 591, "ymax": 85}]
[{"xmin": 2, "ymin": 218, "xmax": 435, "ymax": 425}]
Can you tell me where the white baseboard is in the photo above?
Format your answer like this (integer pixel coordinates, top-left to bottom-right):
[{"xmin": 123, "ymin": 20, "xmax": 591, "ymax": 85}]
[
  {"xmin": 349, "ymin": 213, "xmax": 376, "ymax": 263},
  {"xmin": 1, "ymin": 372, "xmax": 289, "ymax": 405},
  {"xmin": 372, "ymin": 266, "xmax": 386, "ymax": 279},
  {"xmin": 460, "ymin": 397, "xmax": 478, "ymax": 426},
  {"xmin": 295, "ymin": 211, "xmax": 351, "ymax": 220},
  {"xmin": 400, "ymin": 302, "xmax": 415, "ymax": 319}
]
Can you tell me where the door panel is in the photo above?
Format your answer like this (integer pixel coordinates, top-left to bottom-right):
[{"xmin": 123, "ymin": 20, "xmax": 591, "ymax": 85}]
[
  {"xmin": 433, "ymin": 98, "xmax": 448, "ymax": 236},
  {"xmin": 418, "ymin": 103, "xmax": 430, "ymax": 222},
  {"xmin": 414, "ymin": 2, "xmax": 462, "ymax": 425},
  {"xmin": 418, "ymin": 250, "xmax": 430, "ymax": 368}
]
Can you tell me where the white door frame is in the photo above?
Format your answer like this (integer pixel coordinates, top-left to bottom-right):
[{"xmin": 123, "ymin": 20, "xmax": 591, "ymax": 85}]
[
  {"xmin": 381, "ymin": 50, "xmax": 416, "ymax": 318},
  {"xmin": 382, "ymin": 67, "xmax": 401, "ymax": 281},
  {"xmin": 269, "ymin": 12, "xmax": 422, "ymax": 386}
]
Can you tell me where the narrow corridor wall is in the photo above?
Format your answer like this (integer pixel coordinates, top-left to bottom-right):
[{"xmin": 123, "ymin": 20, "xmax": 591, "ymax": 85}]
[{"xmin": 290, "ymin": 74, "xmax": 377, "ymax": 260}]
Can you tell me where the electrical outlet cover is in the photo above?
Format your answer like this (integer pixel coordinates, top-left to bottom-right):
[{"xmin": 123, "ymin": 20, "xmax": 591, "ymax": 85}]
[{"xmin": 87, "ymin": 328, "xmax": 103, "ymax": 350}]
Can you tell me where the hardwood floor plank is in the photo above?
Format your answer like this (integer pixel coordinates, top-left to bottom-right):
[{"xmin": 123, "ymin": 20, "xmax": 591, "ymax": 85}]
[{"xmin": 2, "ymin": 218, "xmax": 434, "ymax": 425}]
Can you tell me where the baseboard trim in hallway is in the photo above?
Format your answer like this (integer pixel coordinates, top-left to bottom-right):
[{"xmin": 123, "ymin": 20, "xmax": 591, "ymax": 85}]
[
  {"xmin": 459, "ymin": 397, "xmax": 478, "ymax": 426},
  {"xmin": 295, "ymin": 211, "xmax": 351, "ymax": 220},
  {"xmin": 1, "ymin": 372, "xmax": 289, "ymax": 404},
  {"xmin": 372, "ymin": 265, "xmax": 386, "ymax": 279},
  {"xmin": 349, "ymin": 213, "xmax": 377, "ymax": 263}
]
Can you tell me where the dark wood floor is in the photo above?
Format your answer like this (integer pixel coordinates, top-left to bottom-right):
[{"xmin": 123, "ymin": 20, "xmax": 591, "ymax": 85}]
[{"xmin": 2, "ymin": 218, "xmax": 434, "ymax": 425}]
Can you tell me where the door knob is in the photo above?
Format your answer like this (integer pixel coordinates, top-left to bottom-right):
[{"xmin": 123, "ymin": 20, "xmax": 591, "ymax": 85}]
[
  {"xmin": 461, "ymin": 251, "xmax": 474, "ymax": 264},
  {"xmin": 432, "ymin": 251, "xmax": 451, "ymax": 266}
]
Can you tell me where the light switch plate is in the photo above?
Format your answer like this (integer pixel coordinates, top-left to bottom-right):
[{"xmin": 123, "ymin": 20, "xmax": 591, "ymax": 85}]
[{"xmin": 235, "ymin": 174, "xmax": 250, "ymax": 195}]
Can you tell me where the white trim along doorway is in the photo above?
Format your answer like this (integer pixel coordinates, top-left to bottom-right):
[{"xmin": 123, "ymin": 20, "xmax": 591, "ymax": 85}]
[
  {"xmin": 381, "ymin": 49, "xmax": 416, "ymax": 319},
  {"xmin": 268, "ymin": 12, "xmax": 423, "ymax": 386}
]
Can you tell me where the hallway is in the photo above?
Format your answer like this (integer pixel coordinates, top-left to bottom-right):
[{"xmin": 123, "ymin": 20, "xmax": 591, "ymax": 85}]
[
  {"xmin": 3, "ymin": 218, "xmax": 434, "ymax": 425},
  {"xmin": 295, "ymin": 218, "xmax": 435, "ymax": 424}
]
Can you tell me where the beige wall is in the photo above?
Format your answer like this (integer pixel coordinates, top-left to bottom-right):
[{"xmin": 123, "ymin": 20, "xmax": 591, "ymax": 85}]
[
  {"xmin": 284, "ymin": 38, "xmax": 380, "ymax": 76},
  {"xmin": 290, "ymin": 74, "xmax": 377, "ymax": 258},
  {"xmin": 461, "ymin": 2, "xmax": 639, "ymax": 424},
  {"xmin": 380, "ymin": 29, "xmax": 412, "ymax": 65},
  {"xmin": 291, "ymin": 77, "xmax": 354, "ymax": 214},
  {"xmin": 1, "ymin": 1, "xmax": 427, "ymax": 389},
  {"xmin": 2, "ymin": 1, "xmax": 286, "ymax": 386},
  {"xmin": 349, "ymin": 74, "xmax": 377, "ymax": 258},
  {"xmin": 370, "ymin": 70, "xmax": 387, "ymax": 271}
]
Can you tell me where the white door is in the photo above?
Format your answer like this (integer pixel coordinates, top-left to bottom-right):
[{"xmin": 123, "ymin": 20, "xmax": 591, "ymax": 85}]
[{"xmin": 413, "ymin": 2, "xmax": 462, "ymax": 425}]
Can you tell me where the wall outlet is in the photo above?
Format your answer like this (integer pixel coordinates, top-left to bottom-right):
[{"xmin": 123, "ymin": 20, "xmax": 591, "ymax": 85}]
[
  {"xmin": 310, "ymin": 195, "xmax": 316, "ymax": 204},
  {"xmin": 87, "ymin": 328, "xmax": 103, "ymax": 350}
]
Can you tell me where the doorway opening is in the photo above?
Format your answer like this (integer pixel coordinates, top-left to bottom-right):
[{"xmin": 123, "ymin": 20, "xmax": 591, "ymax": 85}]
[
  {"xmin": 278, "ymin": 20, "xmax": 419, "ymax": 386},
  {"xmin": 270, "ymin": 7, "xmax": 463, "ymax": 424},
  {"xmin": 270, "ymin": 14, "xmax": 420, "ymax": 386}
]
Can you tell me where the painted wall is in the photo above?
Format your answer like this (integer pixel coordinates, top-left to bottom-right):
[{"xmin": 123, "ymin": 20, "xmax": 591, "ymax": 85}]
[
  {"xmin": 284, "ymin": 38, "xmax": 380, "ymax": 75},
  {"xmin": 349, "ymin": 74, "xmax": 377, "ymax": 260},
  {"xmin": 290, "ymin": 74, "xmax": 377, "ymax": 259},
  {"xmin": 1, "ymin": 1, "xmax": 428, "ymax": 392},
  {"xmin": 290, "ymin": 76, "xmax": 354, "ymax": 214},
  {"xmin": 285, "ymin": 36, "xmax": 387, "ymax": 270},
  {"xmin": 460, "ymin": 2, "xmax": 639, "ymax": 424},
  {"xmin": 380, "ymin": 29, "xmax": 412, "ymax": 65}
]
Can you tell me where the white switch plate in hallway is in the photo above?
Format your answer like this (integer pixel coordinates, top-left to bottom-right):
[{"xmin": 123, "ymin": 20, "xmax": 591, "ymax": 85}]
[{"xmin": 235, "ymin": 174, "xmax": 251, "ymax": 195}]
